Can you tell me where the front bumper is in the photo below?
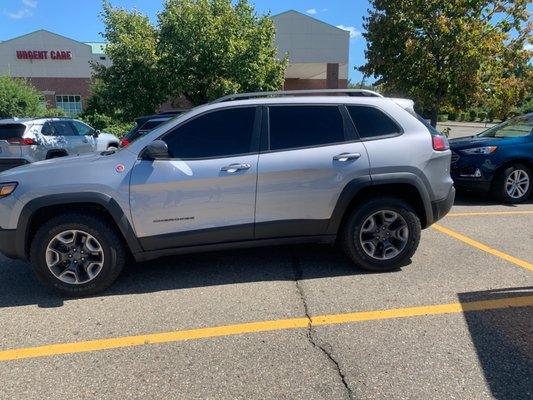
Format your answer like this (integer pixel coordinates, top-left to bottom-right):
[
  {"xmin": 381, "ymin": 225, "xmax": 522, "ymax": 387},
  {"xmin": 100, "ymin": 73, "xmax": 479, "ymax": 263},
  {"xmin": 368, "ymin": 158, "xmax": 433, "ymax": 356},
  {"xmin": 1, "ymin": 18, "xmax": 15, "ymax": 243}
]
[
  {"xmin": 451, "ymin": 178, "xmax": 491, "ymax": 193},
  {"xmin": 431, "ymin": 186, "xmax": 455, "ymax": 224},
  {"xmin": 0, "ymin": 228, "xmax": 18, "ymax": 259}
]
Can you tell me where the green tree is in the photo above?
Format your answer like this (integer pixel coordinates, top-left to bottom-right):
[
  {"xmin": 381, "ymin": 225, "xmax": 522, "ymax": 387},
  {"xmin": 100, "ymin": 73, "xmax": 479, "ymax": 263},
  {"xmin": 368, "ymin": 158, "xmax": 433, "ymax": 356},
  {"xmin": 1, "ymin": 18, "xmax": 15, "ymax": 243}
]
[
  {"xmin": 0, "ymin": 77, "xmax": 43, "ymax": 118},
  {"xmin": 361, "ymin": 0, "xmax": 531, "ymax": 126},
  {"xmin": 90, "ymin": 1, "xmax": 166, "ymax": 121},
  {"xmin": 157, "ymin": 0, "xmax": 287, "ymax": 105}
]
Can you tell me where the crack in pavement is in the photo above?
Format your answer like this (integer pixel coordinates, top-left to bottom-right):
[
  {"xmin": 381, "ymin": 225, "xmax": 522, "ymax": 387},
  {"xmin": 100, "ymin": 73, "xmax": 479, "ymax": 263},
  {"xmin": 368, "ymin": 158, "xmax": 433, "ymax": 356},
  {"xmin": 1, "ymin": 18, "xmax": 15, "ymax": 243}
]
[{"xmin": 291, "ymin": 254, "xmax": 354, "ymax": 400}]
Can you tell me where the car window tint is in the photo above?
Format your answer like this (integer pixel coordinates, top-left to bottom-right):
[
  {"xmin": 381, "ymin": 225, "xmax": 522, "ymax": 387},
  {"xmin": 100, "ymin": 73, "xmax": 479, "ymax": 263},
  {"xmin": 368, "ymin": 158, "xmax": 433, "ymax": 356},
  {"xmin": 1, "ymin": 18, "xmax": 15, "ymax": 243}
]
[
  {"xmin": 71, "ymin": 120, "xmax": 93, "ymax": 136},
  {"xmin": 347, "ymin": 106, "xmax": 401, "ymax": 139},
  {"xmin": 268, "ymin": 106, "xmax": 344, "ymax": 150},
  {"xmin": 141, "ymin": 119, "xmax": 167, "ymax": 131},
  {"xmin": 163, "ymin": 107, "xmax": 255, "ymax": 159},
  {"xmin": 51, "ymin": 121, "xmax": 77, "ymax": 136},
  {"xmin": 0, "ymin": 124, "xmax": 26, "ymax": 139}
]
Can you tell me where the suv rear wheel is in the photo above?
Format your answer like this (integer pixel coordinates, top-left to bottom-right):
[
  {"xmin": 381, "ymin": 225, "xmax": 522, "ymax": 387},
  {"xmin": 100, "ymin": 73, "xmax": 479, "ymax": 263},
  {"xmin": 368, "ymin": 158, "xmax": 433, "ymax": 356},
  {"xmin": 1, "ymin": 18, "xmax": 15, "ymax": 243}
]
[
  {"xmin": 30, "ymin": 213, "xmax": 126, "ymax": 296},
  {"xmin": 341, "ymin": 197, "xmax": 421, "ymax": 271}
]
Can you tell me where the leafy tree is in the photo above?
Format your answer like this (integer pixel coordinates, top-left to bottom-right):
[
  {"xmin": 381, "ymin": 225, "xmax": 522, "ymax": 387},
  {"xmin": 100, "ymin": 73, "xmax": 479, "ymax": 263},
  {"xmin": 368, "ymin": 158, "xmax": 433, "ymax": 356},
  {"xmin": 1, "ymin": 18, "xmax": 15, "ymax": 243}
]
[
  {"xmin": 0, "ymin": 77, "xmax": 43, "ymax": 118},
  {"xmin": 361, "ymin": 0, "xmax": 531, "ymax": 126},
  {"xmin": 90, "ymin": 1, "xmax": 166, "ymax": 121},
  {"xmin": 157, "ymin": 0, "xmax": 286, "ymax": 105}
]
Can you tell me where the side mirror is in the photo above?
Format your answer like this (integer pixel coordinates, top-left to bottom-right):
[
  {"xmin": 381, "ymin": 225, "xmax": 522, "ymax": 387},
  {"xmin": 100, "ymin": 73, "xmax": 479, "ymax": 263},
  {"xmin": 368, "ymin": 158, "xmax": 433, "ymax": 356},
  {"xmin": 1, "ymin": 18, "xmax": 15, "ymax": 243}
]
[
  {"xmin": 141, "ymin": 140, "xmax": 170, "ymax": 160},
  {"xmin": 93, "ymin": 130, "xmax": 101, "ymax": 138}
]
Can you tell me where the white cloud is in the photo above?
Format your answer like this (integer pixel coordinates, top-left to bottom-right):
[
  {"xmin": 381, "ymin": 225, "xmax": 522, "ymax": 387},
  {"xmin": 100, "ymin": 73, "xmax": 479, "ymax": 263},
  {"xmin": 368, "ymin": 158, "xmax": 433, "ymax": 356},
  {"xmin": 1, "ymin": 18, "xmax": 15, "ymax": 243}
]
[
  {"xmin": 321, "ymin": 8, "xmax": 328, "ymax": 12},
  {"xmin": 4, "ymin": 8, "xmax": 32, "ymax": 19},
  {"xmin": 336, "ymin": 25, "xmax": 362, "ymax": 39},
  {"xmin": 3, "ymin": 0, "xmax": 37, "ymax": 19},
  {"xmin": 22, "ymin": 0, "xmax": 38, "ymax": 8},
  {"xmin": 306, "ymin": 8, "xmax": 317, "ymax": 15}
]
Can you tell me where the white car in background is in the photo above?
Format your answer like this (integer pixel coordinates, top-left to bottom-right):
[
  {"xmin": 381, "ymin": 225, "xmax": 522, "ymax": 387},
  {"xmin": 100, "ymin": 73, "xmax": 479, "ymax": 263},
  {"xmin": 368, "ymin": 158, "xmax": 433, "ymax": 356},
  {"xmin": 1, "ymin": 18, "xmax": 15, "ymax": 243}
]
[{"xmin": 95, "ymin": 131, "xmax": 120, "ymax": 151}]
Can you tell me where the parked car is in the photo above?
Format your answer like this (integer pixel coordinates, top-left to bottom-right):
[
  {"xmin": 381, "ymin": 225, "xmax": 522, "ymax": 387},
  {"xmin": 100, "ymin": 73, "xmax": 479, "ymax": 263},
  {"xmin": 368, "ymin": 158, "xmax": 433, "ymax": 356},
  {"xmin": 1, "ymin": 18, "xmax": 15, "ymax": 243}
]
[
  {"xmin": 0, "ymin": 90, "xmax": 454, "ymax": 295},
  {"xmin": 0, "ymin": 117, "xmax": 120, "ymax": 173},
  {"xmin": 450, "ymin": 113, "xmax": 532, "ymax": 203},
  {"xmin": 120, "ymin": 110, "xmax": 187, "ymax": 147}
]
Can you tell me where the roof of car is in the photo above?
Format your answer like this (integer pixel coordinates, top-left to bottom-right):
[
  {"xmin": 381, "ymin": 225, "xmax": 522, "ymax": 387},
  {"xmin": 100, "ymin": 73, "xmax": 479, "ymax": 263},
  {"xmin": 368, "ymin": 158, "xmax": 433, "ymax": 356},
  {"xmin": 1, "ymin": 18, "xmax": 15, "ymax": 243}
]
[{"xmin": 0, "ymin": 117, "xmax": 76, "ymax": 124}]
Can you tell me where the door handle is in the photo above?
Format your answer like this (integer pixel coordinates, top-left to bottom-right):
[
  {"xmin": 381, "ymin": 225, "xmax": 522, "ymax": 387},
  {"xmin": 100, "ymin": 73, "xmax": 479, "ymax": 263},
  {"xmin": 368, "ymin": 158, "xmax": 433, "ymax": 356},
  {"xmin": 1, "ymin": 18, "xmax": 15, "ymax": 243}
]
[
  {"xmin": 221, "ymin": 163, "xmax": 252, "ymax": 173},
  {"xmin": 333, "ymin": 152, "xmax": 361, "ymax": 162}
]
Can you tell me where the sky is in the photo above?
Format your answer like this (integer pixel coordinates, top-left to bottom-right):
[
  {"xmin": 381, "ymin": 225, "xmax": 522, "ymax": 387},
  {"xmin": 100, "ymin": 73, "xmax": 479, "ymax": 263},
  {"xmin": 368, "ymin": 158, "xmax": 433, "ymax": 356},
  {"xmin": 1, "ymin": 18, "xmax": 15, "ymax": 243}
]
[{"xmin": 0, "ymin": 0, "xmax": 372, "ymax": 83}]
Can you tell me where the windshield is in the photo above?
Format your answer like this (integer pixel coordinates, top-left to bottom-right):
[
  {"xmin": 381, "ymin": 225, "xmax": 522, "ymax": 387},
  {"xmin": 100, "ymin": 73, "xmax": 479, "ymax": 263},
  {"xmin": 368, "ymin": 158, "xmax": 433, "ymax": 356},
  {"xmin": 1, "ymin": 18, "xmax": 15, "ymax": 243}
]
[{"xmin": 477, "ymin": 114, "xmax": 533, "ymax": 138}]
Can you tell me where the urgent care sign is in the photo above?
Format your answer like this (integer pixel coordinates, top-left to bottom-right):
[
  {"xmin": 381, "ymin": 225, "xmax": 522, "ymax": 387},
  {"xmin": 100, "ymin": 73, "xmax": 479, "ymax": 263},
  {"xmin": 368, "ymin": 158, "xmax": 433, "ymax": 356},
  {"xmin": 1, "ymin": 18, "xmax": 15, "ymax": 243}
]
[{"xmin": 16, "ymin": 50, "xmax": 72, "ymax": 60}]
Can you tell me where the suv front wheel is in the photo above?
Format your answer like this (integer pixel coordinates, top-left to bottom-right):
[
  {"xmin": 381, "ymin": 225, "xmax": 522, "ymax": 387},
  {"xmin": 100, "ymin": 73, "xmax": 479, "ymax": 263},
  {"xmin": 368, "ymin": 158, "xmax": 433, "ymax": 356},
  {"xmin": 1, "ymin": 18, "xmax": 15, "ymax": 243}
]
[
  {"xmin": 341, "ymin": 198, "xmax": 421, "ymax": 272},
  {"xmin": 30, "ymin": 213, "xmax": 126, "ymax": 296}
]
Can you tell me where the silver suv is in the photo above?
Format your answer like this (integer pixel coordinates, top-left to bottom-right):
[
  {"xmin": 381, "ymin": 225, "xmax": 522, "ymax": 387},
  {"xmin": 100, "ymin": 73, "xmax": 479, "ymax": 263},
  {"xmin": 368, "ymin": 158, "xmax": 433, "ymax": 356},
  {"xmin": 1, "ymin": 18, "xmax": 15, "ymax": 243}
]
[
  {"xmin": 0, "ymin": 117, "xmax": 116, "ymax": 172},
  {"xmin": 0, "ymin": 90, "xmax": 455, "ymax": 295}
]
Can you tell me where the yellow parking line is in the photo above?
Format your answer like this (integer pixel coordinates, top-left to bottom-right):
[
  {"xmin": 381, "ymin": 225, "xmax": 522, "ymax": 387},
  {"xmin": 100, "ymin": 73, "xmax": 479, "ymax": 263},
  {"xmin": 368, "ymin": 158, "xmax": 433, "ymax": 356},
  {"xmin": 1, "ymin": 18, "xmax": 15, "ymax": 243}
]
[
  {"xmin": 446, "ymin": 211, "xmax": 533, "ymax": 217},
  {"xmin": 0, "ymin": 295, "xmax": 531, "ymax": 362},
  {"xmin": 432, "ymin": 224, "xmax": 533, "ymax": 271}
]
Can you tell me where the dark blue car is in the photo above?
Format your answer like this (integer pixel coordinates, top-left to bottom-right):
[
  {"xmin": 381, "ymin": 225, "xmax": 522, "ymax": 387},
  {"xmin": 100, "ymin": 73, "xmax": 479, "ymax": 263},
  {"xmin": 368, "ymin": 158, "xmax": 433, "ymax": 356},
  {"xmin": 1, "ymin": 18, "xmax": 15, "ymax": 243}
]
[{"xmin": 450, "ymin": 113, "xmax": 532, "ymax": 203}]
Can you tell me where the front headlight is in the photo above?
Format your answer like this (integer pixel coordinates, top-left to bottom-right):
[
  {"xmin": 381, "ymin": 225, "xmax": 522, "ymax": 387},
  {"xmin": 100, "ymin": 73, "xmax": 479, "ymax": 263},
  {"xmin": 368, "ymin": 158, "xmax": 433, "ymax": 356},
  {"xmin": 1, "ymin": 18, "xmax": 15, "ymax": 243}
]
[
  {"xmin": 0, "ymin": 182, "xmax": 18, "ymax": 198},
  {"xmin": 461, "ymin": 146, "xmax": 497, "ymax": 155}
]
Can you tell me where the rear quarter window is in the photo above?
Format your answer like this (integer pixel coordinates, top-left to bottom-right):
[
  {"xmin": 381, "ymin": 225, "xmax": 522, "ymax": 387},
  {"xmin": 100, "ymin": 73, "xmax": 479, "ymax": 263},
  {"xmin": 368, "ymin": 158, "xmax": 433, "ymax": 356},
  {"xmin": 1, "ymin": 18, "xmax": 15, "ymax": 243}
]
[{"xmin": 346, "ymin": 106, "xmax": 401, "ymax": 139}]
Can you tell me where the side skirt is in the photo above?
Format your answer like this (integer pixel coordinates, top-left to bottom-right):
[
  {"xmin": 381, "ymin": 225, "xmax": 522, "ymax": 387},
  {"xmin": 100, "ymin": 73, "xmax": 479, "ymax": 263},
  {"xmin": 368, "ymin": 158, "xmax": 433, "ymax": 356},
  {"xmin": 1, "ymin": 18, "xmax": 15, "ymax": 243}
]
[{"xmin": 134, "ymin": 235, "xmax": 336, "ymax": 262}]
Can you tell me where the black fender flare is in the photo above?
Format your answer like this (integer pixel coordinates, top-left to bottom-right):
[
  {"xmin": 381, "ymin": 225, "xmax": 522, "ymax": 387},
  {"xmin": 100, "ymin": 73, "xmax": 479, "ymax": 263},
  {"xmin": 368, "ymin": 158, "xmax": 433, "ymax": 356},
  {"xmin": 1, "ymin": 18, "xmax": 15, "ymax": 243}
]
[
  {"xmin": 326, "ymin": 172, "xmax": 434, "ymax": 235},
  {"xmin": 16, "ymin": 193, "xmax": 142, "ymax": 260}
]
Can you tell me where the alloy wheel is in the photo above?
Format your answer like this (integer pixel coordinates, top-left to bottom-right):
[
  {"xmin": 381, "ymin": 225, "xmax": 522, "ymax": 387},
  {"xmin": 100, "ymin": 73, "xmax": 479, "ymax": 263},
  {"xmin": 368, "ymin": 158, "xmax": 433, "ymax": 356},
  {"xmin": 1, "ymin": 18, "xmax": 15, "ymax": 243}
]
[
  {"xmin": 505, "ymin": 169, "xmax": 530, "ymax": 199},
  {"xmin": 359, "ymin": 210, "xmax": 409, "ymax": 260},
  {"xmin": 45, "ymin": 230, "xmax": 105, "ymax": 285}
]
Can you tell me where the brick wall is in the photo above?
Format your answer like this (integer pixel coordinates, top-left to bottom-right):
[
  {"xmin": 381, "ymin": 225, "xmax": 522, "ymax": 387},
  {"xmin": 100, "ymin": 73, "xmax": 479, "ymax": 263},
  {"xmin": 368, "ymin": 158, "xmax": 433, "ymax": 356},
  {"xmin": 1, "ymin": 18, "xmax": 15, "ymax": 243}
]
[
  {"xmin": 283, "ymin": 78, "xmax": 348, "ymax": 90},
  {"xmin": 26, "ymin": 77, "xmax": 92, "ymax": 109}
]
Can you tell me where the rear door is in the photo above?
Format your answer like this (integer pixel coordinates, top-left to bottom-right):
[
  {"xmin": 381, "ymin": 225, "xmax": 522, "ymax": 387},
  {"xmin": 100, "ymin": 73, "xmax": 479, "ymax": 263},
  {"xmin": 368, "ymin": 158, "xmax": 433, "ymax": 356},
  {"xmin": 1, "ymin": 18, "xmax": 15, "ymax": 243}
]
[
  {"xmin": 129, "ymin": 106, "xmax": 260, "ymax": 251},
  {"xmin": 255, "ymin": 104, "xmax": 371, "ymax": 239}
]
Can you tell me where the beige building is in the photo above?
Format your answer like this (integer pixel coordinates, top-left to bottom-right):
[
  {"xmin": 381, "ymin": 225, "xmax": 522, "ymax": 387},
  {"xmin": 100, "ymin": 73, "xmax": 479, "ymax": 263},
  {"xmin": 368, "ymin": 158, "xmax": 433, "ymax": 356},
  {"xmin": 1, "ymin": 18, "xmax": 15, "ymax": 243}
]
[{"xmin": 0, "ymin": 10, "xmax": 350, "ymax": 115}]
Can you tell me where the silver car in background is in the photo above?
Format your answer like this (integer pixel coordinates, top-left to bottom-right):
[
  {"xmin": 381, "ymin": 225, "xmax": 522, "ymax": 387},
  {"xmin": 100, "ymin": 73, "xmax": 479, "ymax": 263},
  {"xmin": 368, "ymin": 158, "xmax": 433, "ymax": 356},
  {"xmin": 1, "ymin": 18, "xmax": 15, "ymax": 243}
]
[{"xmin": 0, "ymin": 117, "xmax": 119, "ymax": 172}]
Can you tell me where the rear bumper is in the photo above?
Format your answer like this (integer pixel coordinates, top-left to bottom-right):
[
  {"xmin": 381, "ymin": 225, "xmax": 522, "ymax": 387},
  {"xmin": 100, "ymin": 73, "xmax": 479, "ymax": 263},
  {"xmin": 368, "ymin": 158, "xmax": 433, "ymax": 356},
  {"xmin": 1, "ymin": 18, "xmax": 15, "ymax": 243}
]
[
  {"xmin": 0, "ymin": 228, "xmax": 18, "ymax": 259},
  {"xmin": 430, "ymin": 186, "xmax": 455, "ymax": 224},
  {"xmin": 0, "ymin": 159, "xmax": 30, "ymax": 173}
]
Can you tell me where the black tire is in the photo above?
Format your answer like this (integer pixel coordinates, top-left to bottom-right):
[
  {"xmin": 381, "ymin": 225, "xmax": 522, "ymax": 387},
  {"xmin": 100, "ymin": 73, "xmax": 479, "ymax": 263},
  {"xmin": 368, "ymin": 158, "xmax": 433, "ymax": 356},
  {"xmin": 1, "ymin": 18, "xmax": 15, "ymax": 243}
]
[
  {"xmin": 30, "ymin": 213, "xmax": 126, "ymax": 296},
  {"xmin": 492, "ymin": 163, "xmax": 531, "ymax": 204},
  {"xmin": 341, "ymin": 197, "xmax": 421, "ymax": 272}
]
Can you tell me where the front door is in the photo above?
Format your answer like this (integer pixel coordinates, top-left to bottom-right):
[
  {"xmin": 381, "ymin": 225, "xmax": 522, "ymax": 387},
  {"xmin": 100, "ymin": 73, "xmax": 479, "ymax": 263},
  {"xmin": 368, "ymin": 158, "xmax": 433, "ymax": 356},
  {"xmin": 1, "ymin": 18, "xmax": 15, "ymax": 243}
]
[
  {"xmin": 129, "ymin": 106, "xmax": 260, "ymax": 251},
  {"xmin": 70, "ymin": 120, "xmax": 97, "ymax": 153}
]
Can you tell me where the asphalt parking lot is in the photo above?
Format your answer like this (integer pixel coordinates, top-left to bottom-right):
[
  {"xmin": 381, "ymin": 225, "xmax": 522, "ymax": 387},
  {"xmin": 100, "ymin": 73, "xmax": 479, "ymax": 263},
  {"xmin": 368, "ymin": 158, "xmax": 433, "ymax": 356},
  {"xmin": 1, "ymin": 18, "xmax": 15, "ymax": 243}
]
[{"xmin": 0, "ymin": 191, "xmax": 531, "ymax": 400}]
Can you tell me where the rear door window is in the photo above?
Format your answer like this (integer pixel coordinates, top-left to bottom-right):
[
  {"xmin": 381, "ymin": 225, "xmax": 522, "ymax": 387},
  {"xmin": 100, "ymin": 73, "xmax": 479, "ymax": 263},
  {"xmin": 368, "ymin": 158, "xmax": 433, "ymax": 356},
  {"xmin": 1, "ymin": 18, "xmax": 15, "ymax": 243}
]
[
  {"xmin": 347, "ymin": 106, "xmax": 401, "ymax": 139},
  {"xmin": 268, "ymin": 106, "xmax": 345, "ymax": 150},
  {"xmin": 0, "ymin": 124, "xmax": 26, "ymax": 140},
  {"xmin": 51, "ymin": 121, "xmax": 77, "ymax": 136}
]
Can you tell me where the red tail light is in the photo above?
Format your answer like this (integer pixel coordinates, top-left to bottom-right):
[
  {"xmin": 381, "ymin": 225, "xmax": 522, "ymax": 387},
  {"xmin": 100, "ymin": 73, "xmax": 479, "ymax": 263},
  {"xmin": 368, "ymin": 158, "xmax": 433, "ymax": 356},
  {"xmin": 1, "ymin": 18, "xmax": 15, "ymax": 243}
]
[
  {"xmin": 120, "ymin": 138, "xmax": 130, "ymax": 147},
  {"xmin": 432, "ymin": 135, "xmax": 449, "ymax": 151},
  {"xmin": 7, "ymin": 138, "xmax": 35, "ymax": 145}
]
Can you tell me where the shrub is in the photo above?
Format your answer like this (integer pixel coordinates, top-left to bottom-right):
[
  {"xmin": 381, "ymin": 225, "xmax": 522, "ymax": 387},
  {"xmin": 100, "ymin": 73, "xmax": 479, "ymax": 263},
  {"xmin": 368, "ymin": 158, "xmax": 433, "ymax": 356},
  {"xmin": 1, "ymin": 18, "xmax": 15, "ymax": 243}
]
[
  {"xmin": 477, "ymin": 112, "xmax": 486, "ymax": 121},
  {"xmin": 468, "ymin": 110, "xmax": 477, "ymax": 121},
  {"xmin": 79, "ymin": 112, "xmax": 132, "ymax": 138},
  {"xmin": 447, "ymin": 112, "xmax": 458, "ymax": 121},
  {"xmin": 437, "ymin": 114, "xmax": 448, "ymax": 122},
  {"xmin": 486, "ymin": 109, "xmax": 494, "ymax": 122},
  {"xmin": 0, "ymin": 77, "xmax": 43, "ymax": 118}
]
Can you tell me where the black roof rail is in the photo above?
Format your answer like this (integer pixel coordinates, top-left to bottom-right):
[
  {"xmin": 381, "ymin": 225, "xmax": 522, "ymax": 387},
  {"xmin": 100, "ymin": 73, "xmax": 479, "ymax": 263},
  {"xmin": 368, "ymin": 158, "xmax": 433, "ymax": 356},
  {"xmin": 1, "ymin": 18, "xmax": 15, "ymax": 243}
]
[{"xmin": 211, "ymin": 89, "xmax": 383, "ymax": 103}]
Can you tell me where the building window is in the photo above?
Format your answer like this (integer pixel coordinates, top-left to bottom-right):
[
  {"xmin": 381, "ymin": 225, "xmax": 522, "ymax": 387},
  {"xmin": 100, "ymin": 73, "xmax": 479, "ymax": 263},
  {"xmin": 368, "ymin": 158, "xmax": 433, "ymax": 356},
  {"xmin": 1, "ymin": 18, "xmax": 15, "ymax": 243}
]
[{"xmin": 56, "ymin": 95, "xmax": 82, "ymax": 116}]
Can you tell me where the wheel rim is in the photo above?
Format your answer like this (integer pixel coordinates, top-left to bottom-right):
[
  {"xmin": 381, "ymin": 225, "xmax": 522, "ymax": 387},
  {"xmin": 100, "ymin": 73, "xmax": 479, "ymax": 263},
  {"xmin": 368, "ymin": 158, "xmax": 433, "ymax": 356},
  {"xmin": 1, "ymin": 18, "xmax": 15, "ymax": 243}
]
[
  {"xmin": 45, "ymin": 230, "xmax": 105, "ymax": 285},
  {"xmin": 505, "ymin": 169, "xmax": 530, "ymax": 199},
  {"xmin": 359, "ymin": 210, "xmax": 409, "ymax": 260}
]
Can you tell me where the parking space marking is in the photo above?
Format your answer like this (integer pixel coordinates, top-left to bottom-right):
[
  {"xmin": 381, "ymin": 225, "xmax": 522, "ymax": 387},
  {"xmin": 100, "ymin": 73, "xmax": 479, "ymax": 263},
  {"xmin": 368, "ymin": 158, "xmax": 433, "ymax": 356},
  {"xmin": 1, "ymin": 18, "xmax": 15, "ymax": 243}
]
[
  {"xmin": 432, "ymin": 224, "xmax": 533, "ymax": 271},
  {"xmin": 446, "ymin": 211, "xmax": 533, "ymax": 217},
  {"xmin": 0, "ymin": 295, "xmax": 531, "ymax": 363}
]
